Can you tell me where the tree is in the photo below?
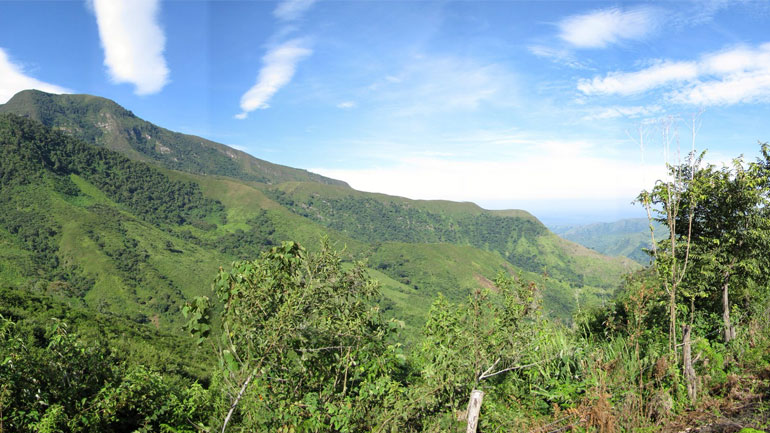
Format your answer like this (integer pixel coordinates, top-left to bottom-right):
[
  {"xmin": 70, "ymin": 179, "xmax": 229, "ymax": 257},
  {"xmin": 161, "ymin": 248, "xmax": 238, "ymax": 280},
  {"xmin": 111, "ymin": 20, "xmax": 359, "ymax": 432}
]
[
  {"xmin": 635, "ymin": 116, "xmax": 703, "ymax": 403},
  {"xmin": 184, "ymin": 240, "xmax": 404, "ymax": 432},
  {"xmin": 406, "ymin": 273, "xmax": 544, "ymax": 431},
  {"xmin": 675, "ymin": 151, "xmax": 770, "ymax": 343},
  {"xmin": 637, "ymin": 150, "xmax": 701, "ymax": 354},
  {"xmin": 0, "ymin": 315, "xmax": 206, "ymax": 433}
]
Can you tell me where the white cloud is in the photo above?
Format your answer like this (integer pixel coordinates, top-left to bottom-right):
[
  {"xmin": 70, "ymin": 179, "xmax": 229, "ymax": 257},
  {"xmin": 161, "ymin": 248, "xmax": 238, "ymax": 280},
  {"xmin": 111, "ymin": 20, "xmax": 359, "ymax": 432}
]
[
  {"xmin": 313, "ymin": 150, "xmax": 661, "ymax": 203},
  {"xmin": 578, "ymin": 61, "xmax": 698, "ymax": 96},
  {"xmin": 236, "ymin": 39, "xmax": 312, "ymax": 118},
  {"xmin": 580, "ymin": 43, "xmax": 770, "ymax": 106},
  {"xmin": 337, "ymin": 101, "xmax": 356, "ymax": 109},
  {"xmin": 701, "ymin": 45, "xmax": 770, "ymax": 75},
  {"xmin": 236, "ymin": 0, "xmax": 317, "ymax": 118},
  {"xmin": 559, "ymin": 7, "xmax": 661, "ymax": 49},
  {"xmin": 0, "ymin": 48, "xmax": 71, "ymax": 103},
  {"xmin": 584, "ymin": 105, "xmax": 663, "ymax": 120},
  {"xmin": 274, "ymin": 0, "xmax": 318, "ymax": 21},
  {"xmin": 673, "ymin": 44, "xmax": 770, "ymax": 105},
  {"xmin": 675, "ymin": 71, "xmax": 770, "ymax": 106},
  {"xmin": 91, "ymin": 0, "xmax": 169, "ymax": 95}
]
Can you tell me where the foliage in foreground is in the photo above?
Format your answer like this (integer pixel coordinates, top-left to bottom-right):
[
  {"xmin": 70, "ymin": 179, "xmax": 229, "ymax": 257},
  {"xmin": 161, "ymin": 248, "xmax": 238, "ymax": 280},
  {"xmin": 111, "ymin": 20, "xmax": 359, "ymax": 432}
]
[
  {"xmin": 0, "ymin": 315, "xmax": 212, "ymax": 433},
  {"xmin": 2, "ymin": 236, "xmax": 770, "ymax": 432},
  {"xmin": 186, "ymin": 240, "xmax": 407, "ymax": 432}
]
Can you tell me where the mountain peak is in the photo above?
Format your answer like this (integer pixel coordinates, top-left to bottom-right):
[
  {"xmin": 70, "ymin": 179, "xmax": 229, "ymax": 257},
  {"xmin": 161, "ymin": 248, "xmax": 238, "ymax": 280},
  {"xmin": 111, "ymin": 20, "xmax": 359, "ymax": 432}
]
[{"xmin": 0, "ymin": 90, "xmax": 349, "ymax": 187}]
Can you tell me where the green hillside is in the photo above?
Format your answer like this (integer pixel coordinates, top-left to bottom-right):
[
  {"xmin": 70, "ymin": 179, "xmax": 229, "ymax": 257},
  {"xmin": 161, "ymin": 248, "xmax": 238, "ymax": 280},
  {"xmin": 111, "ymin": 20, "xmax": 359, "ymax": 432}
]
[
  {"xmin": 267, "ymin": 181, "xmax": 639, "ymax": 294},
  {"xmin": 552, "ymin": 218, "xmax": 668, "ymax": 264},
  {"xmin": 0, "ymin": 89, "xmax": 348, "ymax": 187},
  {"xmin": 0, "ymin": 114, "xmax": 230, "ymax": 328},
  {"xmin": 0, "ymin": 91, "xmax": 639, "ymax": 335}
]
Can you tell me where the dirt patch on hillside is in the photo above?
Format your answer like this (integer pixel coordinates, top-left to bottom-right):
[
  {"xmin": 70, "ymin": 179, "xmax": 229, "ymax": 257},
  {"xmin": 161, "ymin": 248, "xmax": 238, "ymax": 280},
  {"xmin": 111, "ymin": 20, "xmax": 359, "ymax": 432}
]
[
  {"xmin": 474, "ymin": 274, "xmax": 496, "ymax": 291},
  {"xmin": 665, "ymin": 370, "xmax": 770, "ymax": 433}
]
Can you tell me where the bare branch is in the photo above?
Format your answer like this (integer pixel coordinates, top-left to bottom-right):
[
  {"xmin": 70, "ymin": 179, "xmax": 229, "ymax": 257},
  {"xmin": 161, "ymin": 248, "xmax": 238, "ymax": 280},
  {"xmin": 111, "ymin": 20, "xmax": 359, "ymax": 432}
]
[
  {"xmin": 221, "ymin": 369, "xmax": 256, "ymax": 433},
  {"xmin": 479, "ymin": 351, "xmax": 566, "ymax": 381}
]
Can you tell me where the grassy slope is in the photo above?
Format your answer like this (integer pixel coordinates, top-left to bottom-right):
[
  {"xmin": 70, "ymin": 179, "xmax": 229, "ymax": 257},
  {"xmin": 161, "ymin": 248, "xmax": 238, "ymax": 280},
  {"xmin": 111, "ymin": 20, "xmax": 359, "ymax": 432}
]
[
  {"xmin": 0, "ymin": 286, "xmax": 213, "ymax": 382},
  {"xmin": 169, "ymin": 172, "xmax": 621, "ymax": 323},
  {"xmin": 0, "ymin": 163, "xmax": 516, "ymax": 337},
  {"xmin": 4, "ymin": 178, "xmax": 225, "ymax": 329}
]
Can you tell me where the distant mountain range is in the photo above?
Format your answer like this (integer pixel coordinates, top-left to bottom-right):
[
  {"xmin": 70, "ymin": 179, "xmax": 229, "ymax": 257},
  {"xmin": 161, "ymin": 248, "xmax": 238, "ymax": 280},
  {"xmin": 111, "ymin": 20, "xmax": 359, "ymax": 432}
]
[
  {"xmin": 551, "ymin": 218, "xmax": 668, "ymax": 264},
  {"xmin": 0, "ymin": 90, "xmax": 639, "ymax": 337}
]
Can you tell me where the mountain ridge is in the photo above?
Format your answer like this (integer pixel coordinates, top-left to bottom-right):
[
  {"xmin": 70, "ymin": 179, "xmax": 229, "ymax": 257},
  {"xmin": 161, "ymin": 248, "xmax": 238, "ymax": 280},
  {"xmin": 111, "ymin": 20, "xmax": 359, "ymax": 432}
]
[{"xmin": 0, "ymin": 89, "xmax": 349, "ymax": 187}]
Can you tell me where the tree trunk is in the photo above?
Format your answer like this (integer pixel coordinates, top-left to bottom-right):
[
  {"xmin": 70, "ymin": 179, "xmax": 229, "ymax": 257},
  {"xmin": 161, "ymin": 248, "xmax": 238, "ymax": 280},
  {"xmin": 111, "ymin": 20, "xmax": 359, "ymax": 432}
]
[
  {"xmin": 683, "ymin": 325, "xmax": 697, "ymax": 402},
  {"xmin": 465, "ymin": 389, "xmax": 484, "ymax": 433},
  {"xmin": 722, "ymin": 272, "xmax": 735, "ymax": 342},
  {"xmin": 670, "ymin": 290, "xmax": 677, "ymax": 355}
]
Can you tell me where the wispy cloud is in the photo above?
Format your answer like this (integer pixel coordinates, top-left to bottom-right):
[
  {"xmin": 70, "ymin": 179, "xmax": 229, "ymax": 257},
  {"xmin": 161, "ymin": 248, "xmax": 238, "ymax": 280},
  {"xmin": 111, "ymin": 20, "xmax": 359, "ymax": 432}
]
[
  {"xmin": 674, "ymin": 44, "xmax": 770, "ymax": 105},
  {"xmin": 559, "ymin": 7, "xmax": 662, "ymax": 49},
  {"xmin": 528, "ymin": 45, "xmax": 591, "ymax": 70},
  {"xmin": 274, "ymin": 0, "xmax": 318, "ymax": 21},
  {"xmin": 91, "ymin": 0, "xmax": 169, "ymax": 95},
  {"xmin": 0, "ymin": 48, "xmax": 71, "ymax": 103},
  {"xmin": 235, "ymin": 0, "xmax": 318, "ymax": 118},
  {"xmin": 236, "ymin": 39, "xmax": 312, "ymax": 119},
  {"xmin": 673, "ymin": 0, "xmax": 731, "ymax": 27},
  {"xmin": 337, "ymin": 101, "xmax": 356, "ymax": 109},
  {"xmin": 578, "ymin": 61, "xmax": 698, "ymax": 96},
  {"xmin": 580, "ymin": 43, "xmax": 770, "ymax": 106},
  {"xmin": 583, "ymin": 105, "xmax": 663, "ymax": 120},
  {"xmin": 370, "ymin": 54, "xmax": 515, "ymax": 116}
]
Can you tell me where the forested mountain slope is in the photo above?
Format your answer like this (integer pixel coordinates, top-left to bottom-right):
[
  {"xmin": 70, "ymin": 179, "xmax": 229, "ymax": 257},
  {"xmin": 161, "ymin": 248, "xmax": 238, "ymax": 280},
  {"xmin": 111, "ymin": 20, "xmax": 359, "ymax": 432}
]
[
  {"xmin": 0, "ymin": 91, "xmax": 638, "ymax": 333},
  {"xmin": 268, "ymin": 181, "xmax": 639, "ymax": 294},
  {"xmin": 552, "ymin": 218, "xmax": 668, "ymax": 264},
  {"xmin": 0, "ymin": 90, "xmax": 348, "ymax": 186},
  {"xmin": 0, "ymin": 113, "xmax": 229, "ymax": 327},
  {"xmin": 0, "ymin": 114, "xmax": 507, "ymax": 331}
]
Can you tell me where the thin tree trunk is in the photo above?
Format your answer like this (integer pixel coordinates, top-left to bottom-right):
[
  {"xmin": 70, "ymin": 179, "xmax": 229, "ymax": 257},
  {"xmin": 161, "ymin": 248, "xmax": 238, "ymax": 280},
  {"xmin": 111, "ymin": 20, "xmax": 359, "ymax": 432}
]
[
  {"xmin": 670, "ymin": 289, "xmax": 677, "ymax": 355},
  {"xmin": 466, "ymin": 389, "xmax": 484, "ymax": 433},
  {"xmin": 683, "ymin": 325, "xmax": 697, "ymax": 402}
]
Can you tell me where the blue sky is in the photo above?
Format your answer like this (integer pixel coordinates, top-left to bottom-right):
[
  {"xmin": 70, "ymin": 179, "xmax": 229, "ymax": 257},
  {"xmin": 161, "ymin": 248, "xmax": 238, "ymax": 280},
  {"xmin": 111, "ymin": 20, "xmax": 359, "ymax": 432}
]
[{"xmin": 2, "ymin": 0, "xmax": 770, "ymax": 224}]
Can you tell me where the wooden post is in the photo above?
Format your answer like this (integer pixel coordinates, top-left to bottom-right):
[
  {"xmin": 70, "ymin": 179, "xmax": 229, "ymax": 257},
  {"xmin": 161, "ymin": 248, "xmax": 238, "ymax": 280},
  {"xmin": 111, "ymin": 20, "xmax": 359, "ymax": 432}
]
[
  {"xmin": 683, "ymin": 325, "xmax": 697, "ymax": 402},
  {"xmin": 722, "ymin": 275, "xmax": 735, "ymax": 342},
  {"xmin": 466, "ymin": 389, "xmax": 484, "ymax": 433}
]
